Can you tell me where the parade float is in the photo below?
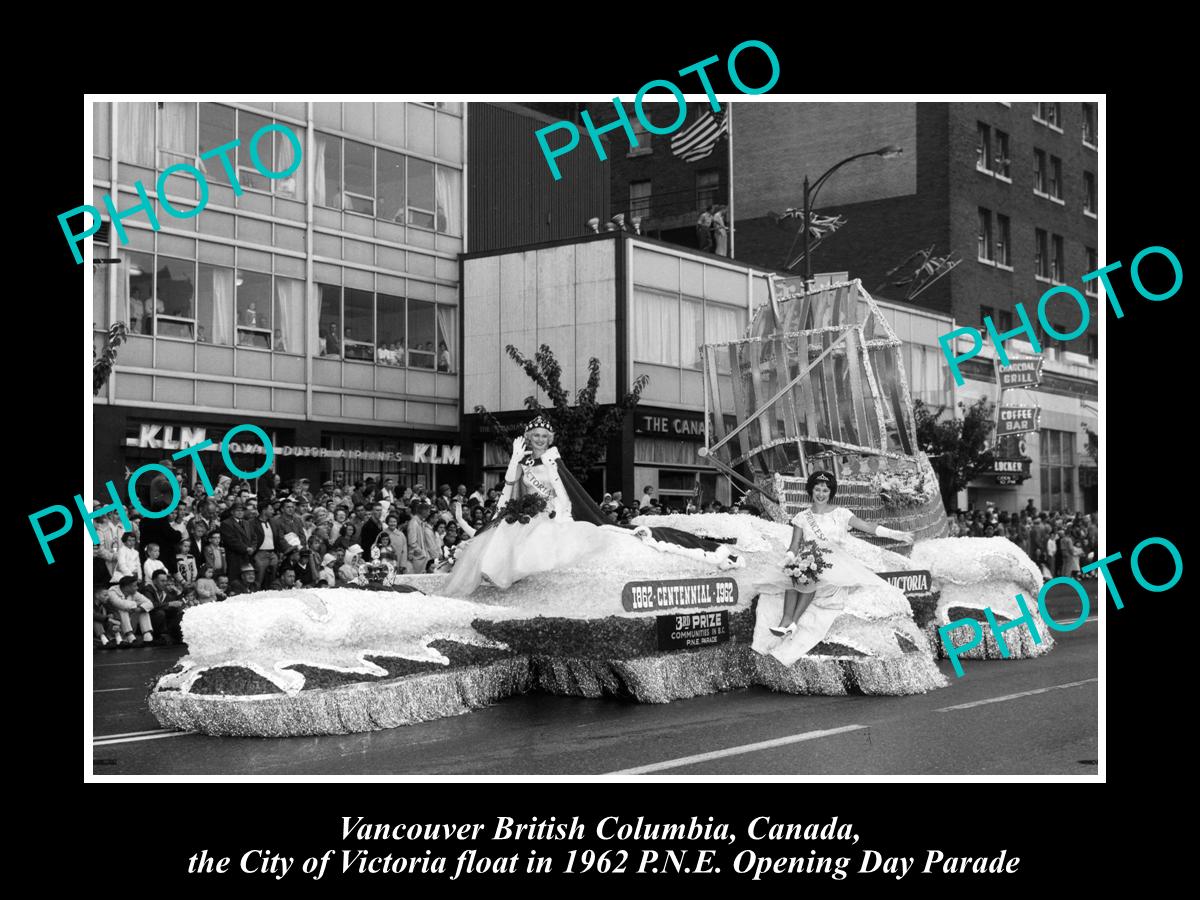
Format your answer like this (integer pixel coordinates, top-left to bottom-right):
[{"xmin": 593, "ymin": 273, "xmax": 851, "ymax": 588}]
[{"xmin": 149, "ymin": 278, "xmax": 1049, "ymax": 738}]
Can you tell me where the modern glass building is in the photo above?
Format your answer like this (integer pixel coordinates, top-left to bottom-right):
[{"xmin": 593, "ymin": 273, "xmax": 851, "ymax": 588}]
[{"xmin": 91, "ymin": 101, "xmax": 466, "ymax": 492}]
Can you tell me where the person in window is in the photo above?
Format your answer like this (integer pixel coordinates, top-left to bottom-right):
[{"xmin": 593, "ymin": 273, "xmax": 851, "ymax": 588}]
[
  {"xmin": 696, "ymin": 206, "xmax": 715, "ymax": 252},
  {"xmin": 438, "ymin": 341, "xmax": 452, "ymax": 372},
  {"xmin": 273, "ymin": 329, "xmax": 286, "ymax": 352},
  {"xmin": 325, "ymin": 323, "xmax": 341, "ymax": 358},
  {"xmin": 713, "ymin": 206, "xmax": 729, "ymax": 256},
  {"xmin": 441, "ymin": 416, "xmax": 742, "ymax": 597}
]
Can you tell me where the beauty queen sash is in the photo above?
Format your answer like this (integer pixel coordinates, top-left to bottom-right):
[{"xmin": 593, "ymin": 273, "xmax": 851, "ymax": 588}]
[
  {"xmin": 522, "ymin": 462, "xmax": 557, "ymax": 500},
  {"xmin": 803, "ymin": 509, "xmax": 833, "ymax": 547}
]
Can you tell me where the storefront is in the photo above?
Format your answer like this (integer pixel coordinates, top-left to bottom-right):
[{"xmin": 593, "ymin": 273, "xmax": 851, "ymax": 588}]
[
  {"xmin": 632, "ymin": 407, "xmax": 731, "ymax": 510},
  {"xmin": 94, "ymin": 406, "xmax": 463, "ymax": 500}
]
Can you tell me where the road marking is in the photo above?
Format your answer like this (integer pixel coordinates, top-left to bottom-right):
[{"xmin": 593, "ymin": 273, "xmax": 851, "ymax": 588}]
[
  {"xmin": 94, "ymin": 731, "xmax": 195, "ymax": 747},
  {"xmin": 93, "ymin": 688, "xmax": 132, "ymax": 693},
  {"xmin": 94, "ymin": 659, "xmax": 176, "ymax": 667},
  {"xmin": 96, "ymin": 728, "xmax": 176, "ymax": 740},
  {"xmin": 936, "ymin": 678, "xmax": 1098, "ymax": 712},
  {"xmin": 604, "ymin": 724, "xmax": 867, "ymax": 775}
]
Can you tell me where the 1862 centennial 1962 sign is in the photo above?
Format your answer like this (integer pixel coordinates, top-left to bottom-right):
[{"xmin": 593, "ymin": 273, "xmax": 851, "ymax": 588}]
[{"xmin": 621, "ymin": 577, "xmax": 739, "ymax": 612}]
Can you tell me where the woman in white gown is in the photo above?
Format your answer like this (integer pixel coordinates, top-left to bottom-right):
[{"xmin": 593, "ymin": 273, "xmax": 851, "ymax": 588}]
[
  {"xmin": 442, "ymin": 415, "xmax": 741, "ymax": 597},
  {"xmin": 752, "ymin": 470, "xmax": 914, "ymax": 665}
]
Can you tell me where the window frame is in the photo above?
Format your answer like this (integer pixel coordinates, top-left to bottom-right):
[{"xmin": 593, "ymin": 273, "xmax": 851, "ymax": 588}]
[
  {"xmin": 977, "ymin": 207, "xmax": 994, "ymax": 263},
  {"xmin": 976, "ymin": 121, "xmax": 993, "ymax": 173},
  {"xmin": 1034, "ymin": 228, "xmax": 1050, "ymax": 281},
  {"xmin": 1083, "ymin": 170, "xmax": 1097, "ymax": 217}
]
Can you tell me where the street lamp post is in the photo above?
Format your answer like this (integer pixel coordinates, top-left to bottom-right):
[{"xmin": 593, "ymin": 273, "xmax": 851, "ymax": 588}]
[{"xmin": 801, "ymin": 144, "xmax": 904, "ymax": 282}]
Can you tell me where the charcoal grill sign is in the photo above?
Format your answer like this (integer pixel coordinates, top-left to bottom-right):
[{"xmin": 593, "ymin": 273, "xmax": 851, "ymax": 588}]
[
  {"xmin": 656, "ymin": 610, "xmax": 731, "ymax": 651},
  {"xmin": 998, "ymin": 358, "xmax": 1043, "ymax": 388}
]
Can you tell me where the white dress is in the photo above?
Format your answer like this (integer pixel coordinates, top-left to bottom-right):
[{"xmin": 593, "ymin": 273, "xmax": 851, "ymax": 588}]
[
  {"xmin": 752, "ymin": 506, "xmax": 901, "ymax": 665},
  {"xmin": 441, "ymin": 451, "xmax": 614, "ymax": 596}
]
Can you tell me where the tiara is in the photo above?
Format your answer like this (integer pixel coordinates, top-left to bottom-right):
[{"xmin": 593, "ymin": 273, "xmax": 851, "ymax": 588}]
[
  {"xmin": 813, "ymin": 472, "xmax": 833, "ymax": 482},
  {"xmin": 524, "ymin": 414, "xmax": 555, "ymax": 435}
]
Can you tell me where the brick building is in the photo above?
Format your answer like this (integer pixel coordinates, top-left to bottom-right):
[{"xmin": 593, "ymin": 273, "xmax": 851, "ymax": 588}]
[{"xmin": 532, "ymin": 101, "xmax": 730, "ymax": 250}]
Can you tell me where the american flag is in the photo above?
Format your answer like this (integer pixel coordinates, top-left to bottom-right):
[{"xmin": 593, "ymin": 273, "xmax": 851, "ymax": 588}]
[{"xmin": 671, "ymin": 110, "xmax": 728, "ymax": 162}]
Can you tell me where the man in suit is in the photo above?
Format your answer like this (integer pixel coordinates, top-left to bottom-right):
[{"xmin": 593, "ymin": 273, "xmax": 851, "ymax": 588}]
[
  {"xmin": 360, "ymin": 501, "xmax": 386, "ymax": 554},
  {"xmin": 248, "ymin": 502, "xmax": 285, "ymax": 590},
  {"xmin": 407, "ymin": 502, "xmax": 435, "ymax": 573},
  {"xmin": 219, "ymin": 503, "xmax": 255, "ymax": 583}
]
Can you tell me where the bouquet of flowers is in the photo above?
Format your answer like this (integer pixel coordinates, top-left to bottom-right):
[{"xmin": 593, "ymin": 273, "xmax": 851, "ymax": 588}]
[
  {"xmin": 498, "ymin": 493, "xmax": 551, "ymax": 525},
  {"xmin": 782, "ymin": 540, "xmax": 831, "ymax": 587}
]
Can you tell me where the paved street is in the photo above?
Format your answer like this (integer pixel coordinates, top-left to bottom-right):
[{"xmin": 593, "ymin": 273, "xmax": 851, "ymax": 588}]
[{"xmin": 91, "ymin": 580, "xmax": 1099, "ymax": 776}]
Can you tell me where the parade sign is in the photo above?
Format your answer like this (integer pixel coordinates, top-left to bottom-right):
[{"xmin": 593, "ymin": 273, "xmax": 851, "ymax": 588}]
[
  {"xmin": 997, "ymin": 406, "xmax": 1039, "ymax": 436},
  {"xmin": 998, "ymin": 358, "xmax": 1043, "ymax": 389},
  {"xmin": 622, "ymin": 577, "xmax": 738, "ymax": 612},
  {"xmin": 656, "ymin": 610, "xmax": 731, "ymax": 651},
  {"xmin": 875, "ymin": 570, "xmax": 933, "ymax": 596}
]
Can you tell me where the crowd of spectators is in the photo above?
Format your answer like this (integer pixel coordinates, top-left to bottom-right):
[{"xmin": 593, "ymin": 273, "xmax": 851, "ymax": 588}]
[
  {"xmin": 948, "ymin": 499, "xmax": 1099, "ymax": 579},
  {"xmin": 90, "ymin": 476, "xmax": 765, "ymax": 650}
]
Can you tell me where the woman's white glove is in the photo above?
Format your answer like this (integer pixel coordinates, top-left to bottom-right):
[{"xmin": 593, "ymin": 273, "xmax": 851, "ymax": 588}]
[
  {"xmin": 877, "ymin": 525, "xmax": 914, "ymax": 544},
  {"xmin": 506, "ymin": 436, "xmax": 527, "ymax": 481},
  {"xmin": 784, "ymin": 550, "xmax": 796, "ymax": 562}
]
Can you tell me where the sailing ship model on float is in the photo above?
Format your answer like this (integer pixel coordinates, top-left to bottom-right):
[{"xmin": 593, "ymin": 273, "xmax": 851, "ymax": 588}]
[{"xmin": 698, "ymin": 275, "xmax": 950, "ymax": 552}]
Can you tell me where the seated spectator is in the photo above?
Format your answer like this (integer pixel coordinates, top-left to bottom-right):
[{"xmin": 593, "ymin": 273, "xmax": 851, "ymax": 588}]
[
  {"xmin": 318, "ymin": 553, "xmax": 338, "ymax": 587},
  {"xmin": 93, "ymin": 587, "xmax": 121, "ymax": 650},
  {"xmin": 228, "ymin": 563, "xmax": 258, "ymax": 596},
  {"xmin": 271, "ymin": 568, "xmax": 300, "ymax": 591},
  {"xmin": 112, "ymin": 532, "xmax": 141, "ymax": 584},
  {"xmin": 195, "ymin": 565, "xmax": 222, "ymax": 603},
  {"xmin": 106, "ymin": 575, "xmax": 155, "ymax": 647},
  {"xmin": 215, "ymin": 574, "xmax": 231, "ymax": 597},
  {"xmin": 339, "ymin": 545, "xmax": 364, "ymax": 584},
  {"xmin": 176, "ymin": 538, "xmax": 198, "ymax": 584},
  {"xmin": 141, "ymin": 542, "xmax": 166, "ymax": 582},
  {"xmin": 145, "ymin": 570, "xmax": 185, "ymax": 645}
]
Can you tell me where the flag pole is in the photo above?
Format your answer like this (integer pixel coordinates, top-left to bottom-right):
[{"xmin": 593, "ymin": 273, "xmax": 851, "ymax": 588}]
[{"xmin": 726, "ymin": 102, "xmax": 734, "ymax": 258}]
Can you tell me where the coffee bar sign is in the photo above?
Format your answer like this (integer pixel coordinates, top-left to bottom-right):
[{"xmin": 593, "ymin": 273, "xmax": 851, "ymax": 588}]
[{"xmin": 125, "ymin": 424, "xmax": 461, "ymax": 464}]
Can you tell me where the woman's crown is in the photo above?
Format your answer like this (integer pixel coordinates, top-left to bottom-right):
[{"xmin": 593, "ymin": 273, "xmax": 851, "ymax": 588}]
[{"xmin": 524, "ymin": 414, "xmax": 555, "ymax": 436}]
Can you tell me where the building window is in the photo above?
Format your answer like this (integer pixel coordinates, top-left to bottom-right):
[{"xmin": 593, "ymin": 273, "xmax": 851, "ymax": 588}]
[
  {"xmin": 1082, "ymin": 102, "xmax": 1098, "ymax": 148},
  {"xmin": 628, "ymin": 117, "xmax": 652, "ymax": 157},
  {"xmin": 1034, "ymin": 149, "xmax": 1047, "ymax": 195},
  {"xmin": 1035, "ymin": 228, "xmax": 1049, "ymax": 279},
  {"xmin": 343, "ymin": 140, "xmax": 376, "ymax": 216},
  {"xmin": 1040, "ymin": 428, "xmax": 1076, "ymax": 513},
  {"xmin": 1049, "ymin": 155, "xmax": 1063, "ymax": 201},
  {"xmin": 195, "ymin": 103, "xmax": 304, "ymax": 201},
  {"xmin": 1086, "ymin": 331, "xmax": 1098, "ymax": 360},
  {"xmin": 315, "ymin": 284, "xmax": 456, "ymax": 371},
  {"xmin": 993, "ymin": 129, "xmax": 1011, "ymax": 179},
  {"xmin": 1085, "ymin": 247, "xmax": 1098, "ymax": 296},
  {"xmin": 1051, "ymin": 234, "xmax": 1064, "ymax": 282},
  {"xmin": 343, "ymin": 288, "xmax": 375, "ymax": 360},
  {"xmin": 977, "ymin": 207, "xmax": 994, "ymax": 262},
  {"xmin": 235, "ymin": 270, "xmax": 272, "ymax": 349},
  {"xmin": 377, "ymin": 149, "xmax": 406, "ymax": 223},
  {"xmin": 998, "ymin": 309, "xmax": 1014, "ymax": 332},
  {"xmin": 314, "ymin": 132, "xmax": 462, "ymax": 235},
  {"xmin": 408, "ymin": 299, "xmax": 438, "ymax": 369},
  {"xmin": 630, "ymin": 180, "xmax": 653, "ymax": 220},
  {"xmin": 1084, "ymin": 171, "xmax": 1097, "ymax": 215},
  {"xmin": 696, "ymin": 170, "xmax": 721, "ymax": 209},
  {"xmin": 1035, "ymin": 102, "xmax": 1061, "ymax": 129},
  {"xmin": 153, "ymin": 255, "xmax": 197, "ymax": 340},
  {"xmin": 976, "ymin": 122, "xmax": 992, "ymax": 172},
  {"xmin": 980, "ymin": 305, "xmax": 995, "ymax": 327},
  {"xmin": 996, "ymin": 214, "xmax": 1012, "ymax": 267},
  {"xmin": 632, "ymin": 286, "xmax": 747, "ymax": 375},
  {"xmin": 407, "ymin": 158, "xmax": 437, "ymax": 229}
]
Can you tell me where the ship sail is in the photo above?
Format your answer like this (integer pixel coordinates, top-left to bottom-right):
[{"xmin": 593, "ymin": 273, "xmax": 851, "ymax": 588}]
[{"xmin": 700, "ymin": 277, "xmax": 948, "ymax": 548}]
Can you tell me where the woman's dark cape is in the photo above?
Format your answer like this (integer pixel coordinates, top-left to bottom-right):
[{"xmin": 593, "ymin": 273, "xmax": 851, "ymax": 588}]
[{"xmin": 474, "ymin": 456, "xmax": 729, "ymax": 554}]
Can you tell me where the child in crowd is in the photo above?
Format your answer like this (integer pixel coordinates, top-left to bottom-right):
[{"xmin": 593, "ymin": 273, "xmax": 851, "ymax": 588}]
[
  {"xmin": 143, "ymin": 543, "xmax": 167, "ymax": 582},
  {"xmin": 113, "ymin": 532, "xmax": 141, "ymax": 584}
]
